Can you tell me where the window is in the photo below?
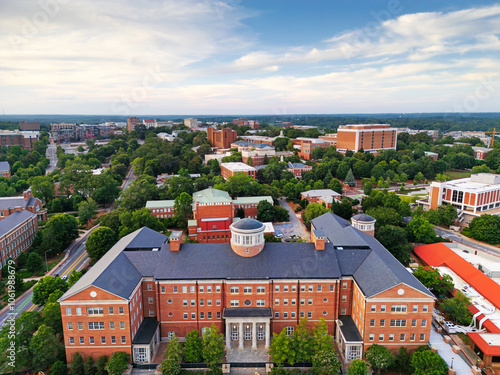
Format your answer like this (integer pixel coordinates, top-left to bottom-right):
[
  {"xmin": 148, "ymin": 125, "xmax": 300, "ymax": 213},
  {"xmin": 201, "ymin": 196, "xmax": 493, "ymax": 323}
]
[
  {"xmin": 410, "ymin": 334, "xmax": 415, "ymax": 341},
  {"xmin": 307, "ymin": 311, "xmax": 312, "ymax": 318},
  {"xmin": 330, "ymin": 285, "xmax": 335, "ymax": 292},
  {"xmin": 149, "ymin": 310, "xmax": 154, "ymax": 316},
  {"xmin": 120, "ymin": 322, "xmax": 125, "ymax": 329},
  {"xmin": 87, "ymin": 307, "xmax": 104, "ymax": 315},
  {"xmin": 216, "ymin": 299, "xmax": 221, "ymax": 306},
  {"xmin": 199, "ymin": 286, "xmax": 204, "ymax": 293},
  {"xmin": 110, "ymin": 322, "xmax": 115, "ymax": 329},
  {"xmin": 89, "ymin": 337, "xmax": 95, "ymax": 344},
  {"xmin": 379, "ymin": 334, "xmax": 384, "ymax": 341},
  {"xmin": 300, "ymin": 298, "xmax": 305, "ymax": 305},
  {"xmin": 423, "ymin": 305, "xmax": 428, "ymax": 313},
  {"xmin": 341, "ymin": 308, "xmax": 346, "ymax": 315},
  {"xmin": 108, "ymin": 307, "xmax": 114, "ymax": 314},
  {"xmin": 182, "ymin": 286, "xmax": 187, "ymax": 293},
  {"xmin": 200, "ymin": 312, "xmax": 205, "ymax": 319},
  {"xmin": 67, "ymin": 322, "xmax": 73, "ymax": 330},
  {"xmin": 389, "ymin": 334, "xmax": 394, "ymax": 341},
  {"xmin": 292, "ymin": 285, "xmax": 297, "ymax": 292},
  {"xmin": 216, "ymin": 285, "xmax": 221, "ymax": 293},
  {"xmin": 190, "ymin": 286, "xmax": 195, "ymax": 293},
  {"xmin": 66, "ymin": 308, "xmax": 72, "ymax": 316},
  {"xmin": 230, "ymin": 300, "xmax": 239, "ymax": 307},
  {"xmin": 88, "ymin": 322, "xmax": 105, "ymax": 330},
  {"xmin": 308, "ymin": 285, "xmax": 313, "ymax": 292},
  {"xmin": 308, "ymin": 298, "xmax": 313, "ymax": 305},
  {"xmin": 147, "ymin": 284, "xmax": 153, "ymax": 291},
  {"xmin": 111, "ymin": 336, "xmax": 116, "ymax": 344},
  {"xmin": 208, "ymin": 312, "xmax": 212, "ymax": 319},
  {"xmin": 420, "ymin": 334, "xmax": 425, "ymax": 341},
  {"xmin": 79, "ymin": 337, "xmax": 84, "ymax": 344},
  {"xmin": 183, "ymin": 300, "xmax": 188, "ymax": 306},
  {"xmin": 257, "ymin": 286, "xmax": 265, "ymax": 294},
  {"xmin": 291, "ymin": 312, "xmax": 296, "ymax": 318},
  {"xmin": 286, "ymin": 326, "xmax": 294, "ymax": 336},
  {"xmin": 390, "ymin": 319, "xmax": 407, "ymax": 327},
  {"xmin": 391, "ymin": 305, "xmax": 407, "ymax": 313},
  {"xmin": 369, "ymin": 334, "xmax": 374, "ymax": 341},
  {"xmin": 342, "ymin": 282, "xmax": 347, "ymax": 289},
  {"xmin": 161, "ymin": 286, "xmax": 166, "ymax": 293},
  {"xmin": 200, "ymin": 299, "xmax": 204, "ymax": 306},
  {"xmin": 148, "ymin": 297, "xmax": 153, "ymax": 304},
  {"xmin": 341, "ymin": 295, "xmax": 347, "ymax": 302},
  {"xmin": 119, "ymin": 307, "xmax": 124, "ymax": 314},
  {"xmin": 173, "ymin": 286, "xmax": 178, "ymax": 293},
  {"xmin": 284, "ymin": 285, "xmax": 289, "ymax": 292},
  {"xmin": 371, "ymin": 305, "xmax": 376, "ymax": 312},
  {"xmin": 300, "ymin": 312, "xmax": 305, "ymax": 318},
  {"xmin": 380, "ymin": 319, "xmax": 385, "ymax": 327},
  {"xmin": 243, "ymin": 286, "xmax": 252, "ymax": 294},
  {"xmin": 275, "ymin": 298, "xmax": 280, "ymax": 305},
  {"xmin": 275, "ymin": 312, "xmax": 279, "ymax": 318},
  {"xmin": 380, "ymin": 305, "xmax": 386, "ymax": 312},
  {"xmin": 275, "ymin": 285, "xmax": 280, "ymax": 292},
  {"xmin": 422, "ymin": 319, "xmax": 427, "ymax": 327},
  {"xmin": 230, "ymin": 286, "xmax": 239, "ymax": 294},
  {"xmin": 207, "ymin": 299, "xmax": 212, "ymax": 306},
  {"xmin": 190, "ymin": 312, "xmax": 195, "ymax": 319},
  {"xmin": 283, "ymin": 299, "xmax": 288, "ymax": 305},
  {"xmin": 284, "ymin": 312, "xmax": 288, "ymax": 318},
  {"xmin": 413, "ymin": 305, "xmax": 418, "ymax": 312},
  {"xmin": 400, "ymin": 334, "xmax": 405, "ymax": 341},
  {"xmin": 78, "ymin": 322, "xmax": 83, "ymax": 330},
  {"xmin": 190, "ymin": 299, "xmax": 195, "ymax": 306},
  {"xmin": 370, "ymin": 319, "xmax": 375, "ymax": 327},
  {"xmin": 217, "ymin": 312, "xmax": 221, "ymax": 319},
  {"xmin": 300, "ymin": 285, "xmax": 305, "ymax": 292},
  {"xmin": 69, "ymin": 337, "xmax": 75, "ymax": 344},
  {"xmin": 121, "ymin": 336, "xmax": 126, "ymax": 344},
  {"xmin": 101, "ymin": 336, "xmax": 106, "ymax": 344},
  {"xmin": 183, "ymin": 313, "xmax": 188, "ymax": 319},
  {"xmin": 412, "ymin": 319, "xmax": 417, "ymax": 327},
  {"xmin": 76, "ymin": 307, "xmax": 82, "ymax": 315},
  {"xmin": 291, "ymin": 298, "xmax": 296, "ymax": 305},
  {"xmin": 257, "ymin": 300, "xmax": 265, "ymax": 306}
]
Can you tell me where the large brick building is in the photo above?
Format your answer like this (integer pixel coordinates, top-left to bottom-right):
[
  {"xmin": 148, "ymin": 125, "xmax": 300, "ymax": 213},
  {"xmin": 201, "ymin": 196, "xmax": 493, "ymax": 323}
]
[
  {"xmin": 0, "ymin": 189, "xmax": 45, "ymax": 221},
  {"xmin": 59, "ymin": 213, "xmax": 434, "ymax": 365},
  {"xmin": 0, "ymin": 210, "xmax": 38, "ymax": 267},
  {"xmin": 207, "ymin": 128, "xmax": 238, "ymax": 149},
  {"xmin": 292, "ymin": 138, "xmax": 330, "ymax": 160},
  {"xmin": 220, "ymin": 162, "xmax": 256, "ymax": 180},
  {"xmin": 19, "ymin": 121, "xmax": 40, "ymax": 131},
  {"xmin": 336, "ymin": 124, "xmax": 397, "ymax": 155}
]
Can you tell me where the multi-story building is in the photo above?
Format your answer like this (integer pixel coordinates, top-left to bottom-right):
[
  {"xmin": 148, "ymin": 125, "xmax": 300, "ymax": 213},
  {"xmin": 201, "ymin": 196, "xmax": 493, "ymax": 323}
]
[
  {"xmin": 220, "ymin": 162, "xmax": 256, "ymax": 180},
  {"xmin": 0, "ymin": 130, "xmax": 39, "ymax": 150},
  {"xmin": 423, "ymin": 151, "xmax": 438, "ymax": 161},
  {"xmin": 186, "ymin": 187, "xmax": 273, "ymax": 243},
  {"xmin": 19, "ymin": 121, "xmax": 40, "ymax": 131},
  {"xmin": 472, "ymin": 147, "xmax": 493, "ymax": 160},
  {"xmin": 207, "ymin": 128, "xmax": 238, "ymax": 149},
  {"xmin": 0, "ymin": 189, "xmax": 45, "ymax": 221},
  {"xmin": 127, "ymin": 117, "xmax": 140, "ymax": 132},
  {"xmin": 336, "ymin": 124, "xmax": 397, "ymax": 155},
  {"xmin": 0, "ymin": 162, "xmax": 10, "ymax": 178},
  {"xmin": 51, "ymin": 123, "xmax": 77, "ymax": 142},
  {"xmin": 318, "ymin": 133, "xmax": 337, "ymax": 146},
  {"xmin": 143, "ymin": 120, "xmax": 157, "ymax": 129},
  {"xmin": 240, "ymin": 135, "xmax": 275, "ymax": 147},
  {"xmin": 287, "ymin": 162, "xmax": 312, "ymax": 179},
  {"xmin": 0, "ymin": 210, "xmax": 38, "ymax": 267},
  {"xmin": 301, "ymin": 189, "xmax": 342, "ymax": 208},
  {"xmin": 292, "ymin": 138, "xmax": 330, "ymax": 160},
  {"xmin": 145, "ymin": 200, "xmax": 175, "ymax": 219},
  {"xmin": 233, "ymin": 118, "xmax": 260, "ymax": 129},
  {"xmin": 59, "ymin": 212, "xmax": 434, "ymax": 364},
  {"xmin": 184, "ymin": 118, "xmax": 198, "ymax": 128},
  {"xmin": 21, "ymin": 131, "xmax": 40, "ymax": 150},
  {"xmin": 230, "ymin": 141, "xmax": 276, "ymax": 167},
  {"xmin": 427, "ymin": 173, "xmax": 500, "ymax": 225}
]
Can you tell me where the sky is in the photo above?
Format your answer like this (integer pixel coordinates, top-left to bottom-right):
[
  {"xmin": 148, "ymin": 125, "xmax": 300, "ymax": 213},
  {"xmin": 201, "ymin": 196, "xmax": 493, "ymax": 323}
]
[{"xmin": 1, "ymin": 0, "xmax": 500, "ymax": 115}]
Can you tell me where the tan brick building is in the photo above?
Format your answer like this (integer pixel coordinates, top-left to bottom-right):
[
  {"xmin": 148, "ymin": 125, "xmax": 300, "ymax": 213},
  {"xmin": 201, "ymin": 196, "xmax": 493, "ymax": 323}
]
[
  {"xmin": 220, "ymin": 162, "xmax": 256, "ymax": 180},
  {"xmin": 59, "ymin": 213, "xmax": 434, "ymax": 365},
  {"xmin": 336, "ymin": 124, "xmax": 397, "ymax": 155},
  {"xmin": 0, "ymin": 210, "xmax": 38, "ymax": 267},
  {"xmin": 207, "ymin": 128, "xmax": 238, "ymax": 149}
]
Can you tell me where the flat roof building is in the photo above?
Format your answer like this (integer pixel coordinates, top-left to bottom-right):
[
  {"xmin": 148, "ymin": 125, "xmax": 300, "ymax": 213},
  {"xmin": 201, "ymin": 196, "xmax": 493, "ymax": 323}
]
[
  {"xmin": 336, "ymin": 124, "xmax": 397, "ymax": 155},
  {"xmin": 220, "ymin": 162, "xmax": 256, "ymax": 180}
]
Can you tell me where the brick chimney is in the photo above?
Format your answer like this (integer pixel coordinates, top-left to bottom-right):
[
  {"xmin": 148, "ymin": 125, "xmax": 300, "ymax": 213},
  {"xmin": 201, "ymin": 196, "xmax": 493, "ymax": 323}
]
[
  {"xmin": 23, "ymin": 189, "xmax": 33, "ymax": 199},
  {"xmin": 312, "ymin": 229, "xmax": 326, "ymax": 251},
  {"xmin": 169, "ymin": 230, "xmax": 184, "ymax": 252}
]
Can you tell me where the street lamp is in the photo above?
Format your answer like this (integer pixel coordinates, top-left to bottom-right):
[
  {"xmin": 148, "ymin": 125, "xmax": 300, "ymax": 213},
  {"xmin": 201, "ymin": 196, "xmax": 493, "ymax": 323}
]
[
  {"xmin": 451, "ymin": 357, "xmax": 454, "ymax": 369},
  {"xmin": 44, "ymin": 249, "xmax": 51, "ymax": 273}
]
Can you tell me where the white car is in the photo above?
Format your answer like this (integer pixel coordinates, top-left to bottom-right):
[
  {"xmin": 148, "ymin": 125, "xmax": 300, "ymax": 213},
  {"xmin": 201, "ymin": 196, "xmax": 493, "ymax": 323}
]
[{"xmin": 61, "ymin": 275, "xmax": 68, "ymax": 281}]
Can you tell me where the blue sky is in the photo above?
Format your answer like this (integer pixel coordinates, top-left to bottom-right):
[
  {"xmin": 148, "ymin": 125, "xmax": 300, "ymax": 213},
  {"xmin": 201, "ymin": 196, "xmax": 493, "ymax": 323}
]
[{"xmin": 1, "ymin": 0, "xmax": 500, "ymax": 115}]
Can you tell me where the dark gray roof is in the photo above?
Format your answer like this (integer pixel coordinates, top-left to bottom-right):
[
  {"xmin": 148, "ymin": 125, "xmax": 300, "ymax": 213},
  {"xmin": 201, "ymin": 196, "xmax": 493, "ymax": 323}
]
[
  {"xmin": 26, "ymin": 197, "xmax": 37, "ymax": 207},
  {"xmin": 338, "ymin": 315, "xmax": 362, "ymax": 342},
  {"xmin": 125, "ymin": 227, "xmax": 168, "ymax": 249},
  {"xmin": 124, "ymin": 242, "xmax": 342, "ymax": 280},
  {"xmin": 0, "ymin": 197, "xmax": 28, "ymax": 210},
  {"xmin": 0, "ymin": 162, "xmax": 10, "ymax": 172},
  {"xmin": 231, "ymin": 218, "xmax": 264, "ymax": 230},
  {"xmin": 132, "ymin": 318, "xmax": 159, "ymax": 345},
  {"xmin": 93, "ymin": 252, "xmax": 142, "ymax": 298},
  {"xmin": 352, "ymin": 214, "xmax": 375, "ymax": 222},
  {"xmin": 0, "ymin": 210, "xmax": 36, "ymax": 236},
  {"xmin": 223, "ymin": 308, "xmax": 272, "ymax": 318},
  {"xmin": 311, "ymin": 212, "xmax": 433, "ymax": 298}
]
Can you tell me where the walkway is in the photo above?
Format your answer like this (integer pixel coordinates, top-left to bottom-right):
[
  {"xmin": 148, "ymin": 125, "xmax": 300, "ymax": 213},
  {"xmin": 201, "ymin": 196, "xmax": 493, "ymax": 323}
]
[
  {"xmin": 227, "ymin": 341, "xmax": 268, "ymax": 363},
  {"xmin": 277, "ymin": 198, "xmax": 309, "ymax": 241},
  {"xmin": 430, "ymin": 328, "xmax": 473, "ymax": 374}
]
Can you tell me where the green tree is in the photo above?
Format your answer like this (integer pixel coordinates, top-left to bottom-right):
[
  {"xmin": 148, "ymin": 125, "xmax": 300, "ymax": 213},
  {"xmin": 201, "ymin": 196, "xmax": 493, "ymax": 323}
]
[
  {"xmin": 347, "ymin": 359, "xmax": 369, "ymax": 375},
  {"xmin": 312, "ymin": 318, "xmax": 334, "ymax": 353},
  {"xmin": 119, "ymin": 174, "xmax": 159, "ymax": 211},
  {"xmin": 312, "ymin": 350, "xmax": 341, "ymax": 375},
  {"xmin": 414, "ymin": 172, "xmax": 425, "ymax": 182},
  {"xmin": 29, "ymin": 175, "xmax": 55, "ymax": 202},
  {"xmin": 345, "ymin": 168, "xmax": 356, "ymax": 187},
  {"xmin": 441, "ymin": 291, "xmax": 473, "ymax": 325},
  {"xmin": 26, "ymin": 252, "xmax": 43, "ymax": 273},
  {"xmin": 71, "ymin": 353, "xmax": 85, "ymax": 375},
  {"xmin": 257, "ymin": 200, "xmax": 277, "ymax": 222},
  {"xmin": 304, "ymin": 203, "xmax": 328, "ymax": 227},
  {"xmin": 33, "ymin": 275, "xmax": 69, "ymax": 306},
  {"xmin": 86, "ymin": 226, "xmax": 117, "ymax": 262},
  {"xmin": 78, "ymin": 198, "xmax": 99, "ymax": 225},
  {"xmin": 328, "ymin": 178, "xmax": 343, "ymax": 194},
  {"xmin": 105, "ymin": 352, "xmax": 130, "ymax": 375},
  {"xmin": 407, "ymin": 216, "xmax": 437, "ymax": 243},
  {"xmin": 269, "ymin": 329, "xmax": 294, "ymax": 365},
  {"xmin": 202, "ymin": 324, "xmax": 225, "ymax": 373},
  {"xmin": 410, "ymin": 350, "xmax": 448, "ymax": 375},
  {"xmin": 49, "ymin": 361, "xmax": 68, "ymax": 375},
  {"xmin": 436, "ymin": 204, "xmax": 458, "ymax": 227},
  {"xmin": 364, "ymin": 344, "xmax": 395, "ymax": 374},
  {"xmin": 41, "ymin": 213, "xmax": 79, "ymax": 255},
  {"xmin": 363, "ymin": 181, "xmax": 373, "ymax": 196},
  {"xmin": 159, "ymin": 359, "xmax": 181, "ymax": 375},
  {"xmin": 412, "ymin": 266, "xmax": 454, "ymax": 297},
  {"xmin": 375, "ymin": 225, "xmax": 412, "ymax": 266},
  {"xmin": 85, "ymin": 356, "xmax": 96, "ymax": 375},
  {"xmin": 166, "ymin": 334, "xmax": 183, "ymax": 362},
  {"xmin": 96, "ymin": 356, "xmax": 108, "ymax": 375},
  {"xmin": 174, "ymin": 192, "xmax": 193, "ymax": 228},
  {"xmin": 311, "ymin": 146, "xmax": 324, "ymax": 160},
  {"xmin": 90, "ymin": 174, "xmax": 121, "ymax": 206},
  {"xmin": 292, "ymin": 318, "xmax": 313, "ymax": 363},
  {"xmin": 394, "ymin": 347, "xmax": 412, "ymax": 375},
  {"xmin": 68, "ymin": 269, "xmax": 83, "ymax": 286},
  {"xmin": 43, "ymin": 300, "xmax": 63, "ymax": 334},
  {"xmin": 366, "ymin": 206, "xmax": 401, "ymax": 228},
  {"xmin": 469, "ymin": 214, "xmax": 500, "ymax": 244},
  {"xmin": 30, "ymin": 324, "xmax": 64, "ymax": 371},
  {"xmin": 184, "ymin": 330, "xmax": 203, "ymax": 363}
]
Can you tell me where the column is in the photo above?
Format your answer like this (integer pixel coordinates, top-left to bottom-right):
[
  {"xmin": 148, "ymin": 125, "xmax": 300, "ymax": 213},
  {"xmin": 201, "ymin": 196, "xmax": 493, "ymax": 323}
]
[
  {"xmin": 238, "ymin": 322, "xmax": 244, "ymax": 350},
  {"xmin": 265, "ymin": 321, "xmax": 270, "ymax": 349},
  {"xmin": 252, "ymin": 322, "xmax": 257, "ymax": 349},
  {"xmin": 225, "ymin": 322, "xmax": 231, "ymax": 349}
]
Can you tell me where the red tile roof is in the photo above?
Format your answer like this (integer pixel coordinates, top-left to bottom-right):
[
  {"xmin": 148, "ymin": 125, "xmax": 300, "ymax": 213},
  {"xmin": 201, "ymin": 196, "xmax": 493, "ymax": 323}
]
[
  {"xmin": 414, "ymin": 243, "xmax": 500, "ymax": 311},
  {"xmin": 468, "ymin": 333, "xmax": 500, "ymax": 356}
]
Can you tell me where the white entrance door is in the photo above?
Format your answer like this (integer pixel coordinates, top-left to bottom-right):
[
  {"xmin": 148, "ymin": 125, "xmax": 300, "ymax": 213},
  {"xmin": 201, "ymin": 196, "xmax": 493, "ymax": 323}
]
[
  {"xmin": 134, "ymin": 347, "xmax": 148, "ymax": 363},
  {"xmin": 244, "ymin": 324, "xmax": 251, "ymax": 341},
  {"xmin": 231, "ymin": 324, "xmax": 239, "ymax": 341},
  {"xmin": 257, "ymin": 324, "xmax": 265, "ymax": 340}
]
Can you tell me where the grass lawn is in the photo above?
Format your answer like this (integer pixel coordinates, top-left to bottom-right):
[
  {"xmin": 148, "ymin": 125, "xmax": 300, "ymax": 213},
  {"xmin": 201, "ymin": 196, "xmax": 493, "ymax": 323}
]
[
  {"xmin": 398, "ymin": 194, "xmax": 426, "ymax": 203},
  {"xmin": 447, "ymin": 170, "xmax": 472, "ymax": 179}
]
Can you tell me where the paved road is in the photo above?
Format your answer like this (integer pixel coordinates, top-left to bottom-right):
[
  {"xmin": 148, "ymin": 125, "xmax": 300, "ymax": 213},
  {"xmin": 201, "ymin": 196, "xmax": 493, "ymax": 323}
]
[
  {"xmin": 0, "ymin": 229, "xmax": 94, "ymax": 326},
  {"xmin": 122, "ymin": 166, "xmax": 135, "ymax": 191},
  {"xmin": 45, "ymin": 141, "xmax": 58, "ymax": 174},
  {"xmin": 277, "ymin": 198, "xmax": 309, "ymax": 240},
  {"xmin": 435, "ymin": 227, "xmax": 500, "ymax": 257}
]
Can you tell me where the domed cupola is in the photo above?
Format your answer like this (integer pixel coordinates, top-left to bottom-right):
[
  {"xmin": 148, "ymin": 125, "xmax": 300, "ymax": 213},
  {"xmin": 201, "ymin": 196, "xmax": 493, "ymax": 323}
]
[
  {"xmin": 351, "ymin": 214, "xmax": 376, "ymax": 236},
  {"xmin": 229, "ymin": 218, "xmax": 265, "ymax": 257}
]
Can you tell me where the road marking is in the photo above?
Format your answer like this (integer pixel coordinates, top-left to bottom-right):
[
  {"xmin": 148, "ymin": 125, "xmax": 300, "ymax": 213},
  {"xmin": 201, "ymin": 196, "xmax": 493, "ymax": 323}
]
[
  {"xmin": 61, "ymin": 250, "xmax": 88, "ymax": 277},
  {"xmin": 14, "ymin": 296, "xmax": 32, "ymax": 314},
  {"xmin": 27, "ymin": 304, "xmax": 37, "ymax": 312}
]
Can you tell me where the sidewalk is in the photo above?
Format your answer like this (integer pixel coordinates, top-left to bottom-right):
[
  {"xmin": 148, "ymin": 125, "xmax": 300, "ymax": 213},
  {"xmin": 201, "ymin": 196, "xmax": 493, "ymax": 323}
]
[{"xmin": 430, "ymin": 328, "xmax": 473, "ymax": 374}]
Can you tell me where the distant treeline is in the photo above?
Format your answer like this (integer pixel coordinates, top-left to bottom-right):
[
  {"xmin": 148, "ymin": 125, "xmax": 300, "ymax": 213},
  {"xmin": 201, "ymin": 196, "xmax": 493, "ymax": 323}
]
[{"xmin": 2, "ymin": 113, "xmax": 500, "ymax": 132}]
